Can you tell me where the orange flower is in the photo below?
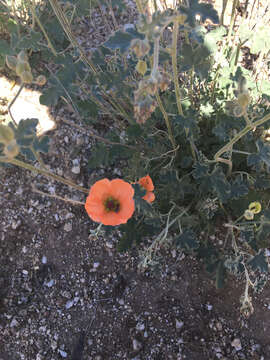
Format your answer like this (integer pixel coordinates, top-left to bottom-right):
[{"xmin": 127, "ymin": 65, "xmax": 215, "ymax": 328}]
[
  {"xmin": 138, "ymin": 175, "xmax": 155, "ymax": 203},
  {"xmin": 85, "ymin": 178, "xmax": 135, "ymax": 226}
]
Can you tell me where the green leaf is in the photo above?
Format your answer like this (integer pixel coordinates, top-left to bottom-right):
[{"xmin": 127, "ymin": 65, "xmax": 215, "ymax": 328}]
[
  {"xmin": 239, "ymin": 229, "xmax": 257, "ymax": 251},
  {"xmin": 224, "ymin": 256, "xmax": 245, "ymax": 275},
  {"xmin": 230, "ymin": 176, "xmax": 248, "ymax": 200},
  {"xmin": 179, "ymin": 0, "xmax": 219, "ymax": 27},
  {"xmin": 192, "ymin": 161, "xmax": 209, "ymax": 179},
  {"xmin": 117, "ymin": 218, "xmax": 138, "ymax": 252},
  {"xmin": 0, "ymin": 40, "xmax": 14, "ymax": 55},
  {"xmin": 254, "ymin": 177, "xmax": 270, "ymax": 190},
  {"xmin": 127, "ymin": 124, "xmax": 143, "ymax": 139},
  {"xmin": 174, "ymin": 113, "xmax": 199, "ymax": 138},
  {"xmin": 40, "ymin": 85, "xmax": 62, "ymax": 107},
  {"xmin": 77, "ymin": 100, "xmax": 99, "ymax": 124},
  {"xmin": 248, "ymin": 250, "xmax": 269, "ymax": 273},
  {"xmin": 204, "ymin": 26, "xmax": 226, "ymax": 53},
  {"xmin": 247, "ymin": 139, "xmax": 270, "ymax": 172},
  {"xmin": 256, "ymin": 210, "xmax": 270, "ymax": 248},
  {"xmin": 88, "ymin": 143, "xmax": 110, "ymax": 168},
  {"xmin": 32, "ymin": 136, "xmax": 50, "ymax": 153},
  {"xmin": 210, "ymin": 166, "xmax": 231, "ymax": 203},
  {"xmin": 103, "ymin": 28, "xmax": 143, "ymax": 53},
  {"xmin": 174, "ymin": 229, "xmax": 199, "ymax": 252},
  {"xmin": 16, "ymin": 31, "xmax": 42, "ymax": 51}
]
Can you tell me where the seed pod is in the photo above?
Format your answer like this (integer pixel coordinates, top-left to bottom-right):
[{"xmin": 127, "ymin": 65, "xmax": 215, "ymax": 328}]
[
  {"xmin": 6, "ymin": 55, "xmax": 17, "ymax": 71},
  {"xmin": 146, "ymin": 77, "xmax": 159, "ymax": 95},
  {"xmin": 237, "ymin": 92, "xmax": 251, "ymax": 109},
  {"xmin": 159, "ymin": 72, "xmax": 171, "ymax": 91},
  {"xmin": 20, "ymin": 70, "xmax": 33, "ymax": 84},
  {"xmin": 35, "ymin": 75, "xmax": 47, "ymax": 86},
  {"xmin": 136, "ymin": 60, "xmax": 147, "ymax": 76},
  {"xmin": 130, "ymin": 38, "xmax": 150, "ymax": 58},
  {"xmin": 16, "ymin": 61, "xmax": 31, "ymax": 76},
  {"xmin": 0, "ymin": 124, "xmax": 15, "ymax": 144},
  {"xmin": 17, "ymin": 50, "xmax": 28, "ymax": 62},
  {"xmin": 3, "ymin": 139, "xmax": 20, "ymax": 158}
]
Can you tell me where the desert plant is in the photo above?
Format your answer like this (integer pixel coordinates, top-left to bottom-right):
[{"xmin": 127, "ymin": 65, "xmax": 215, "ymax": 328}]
[{"xmin": 1, "ymin": 0, "xmax": 270, "ymax": 316}]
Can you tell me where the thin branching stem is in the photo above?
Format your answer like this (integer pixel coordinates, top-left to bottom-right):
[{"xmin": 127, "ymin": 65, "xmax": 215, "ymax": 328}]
[
  {"xmin": 0, "ymin": 156, "xmax": 89, "ymax": 194},
  {"xmin": 48, "ymin": 0, "xmax": 97, "ymax": 73},
  {"xmin": 26, "ymin": 0, "xmax": 57, "ymax": 56},
  {"xmin": 32, "ymin": 184, "xmax": 85, "ymax": 205},
  {"xmin": 172, "ymin": 20, "xmax": 183, "ymax": 116},
  {"xmin": 8, "ymin": 83, "xmax": 24, "ymax": 127},
  {"xmin": 214, "ymin": 112, "xmax": 270, "ymax": 162},
  {"xmin": 155, "ymin": 92, "xmax": 176, "ymax": 149}
]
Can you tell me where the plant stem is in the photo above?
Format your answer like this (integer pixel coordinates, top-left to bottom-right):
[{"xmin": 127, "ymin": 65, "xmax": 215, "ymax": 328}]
[
  {"xmin": 48, "ymin": 0, "xmax": 97, "ymax": 73},
  {"xmin": 226, "ymin": 0, "xmax": 239, "ymax": 48},
  {"xmin": 135, "ymin": 0, "xmax": 144, "ymax": 14},
  {"xmin": 27, "ymin": 0, "xmax": 57, "ymax": 56},
  {"xmin": 32, "ymin": 184, "xmax": 85, "ymax": 205},
  {"xmin": 155, "ymin": 92, "xmax": 176, "ymax": 149},
  {"xmin": 172, "ymin": 20, "xmax": 183, "ymax": 116},
  {"xmin": 8, "ymin": 83, "xmax": 24, "ymax": 127},
  {"xmin": 214, "ymin": 112, "xmax": 270, "ymax": 161},
  {"xmin": 0, "ymin": 157, "xmax": 89, "ymax": 194}
]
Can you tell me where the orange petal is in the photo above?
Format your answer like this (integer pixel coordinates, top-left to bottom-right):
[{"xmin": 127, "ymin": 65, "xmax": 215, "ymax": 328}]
[
  {"xmin": 143, "ymin": 191, "xmax": 155, "ymax": 203},
  {"xmin": 85, "ymin": 178, "xmax": 135, "ymax": 226},
  {"xmin": 139, "ymin": 175, "xmax": 154, "ymax": 192}
]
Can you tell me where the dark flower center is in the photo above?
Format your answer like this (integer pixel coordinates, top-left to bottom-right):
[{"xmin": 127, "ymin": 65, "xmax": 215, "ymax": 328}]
[{"xmin": 104, "ymin": 197, "xmax": 120, "ymax": 213}]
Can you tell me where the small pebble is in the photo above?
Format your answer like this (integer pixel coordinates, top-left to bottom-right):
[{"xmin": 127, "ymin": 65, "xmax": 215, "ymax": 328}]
[
  {"xmin": 10, "ymin": 318, "xmax": 19, "ymax": 327},
  {"xmin": 132, "ymin": 339, "xmax": 142, "ymax": 351},
  {"xmin": 65, "ymin": 300, "xmax": 74, "ymax": 309},
  {"xmin": 64, "ymin": 223, "xmax": 72, "ymax": 232},
  {"xmin": 176, "ymin": 319, "xmax": 184, "ymax": 329},
  {"xmin": 71, "ymin": 166, "xmax": 80, "ymax": 174},
  {"xmin": 59, "ymin": 349, "xmax": 67, "ymax": 358},
  {"xmin": 231, "ymin": 338, "xmax": 242, "ymax": 351}
]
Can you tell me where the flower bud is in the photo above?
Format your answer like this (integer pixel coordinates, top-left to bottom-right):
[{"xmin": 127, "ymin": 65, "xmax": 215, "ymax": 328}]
[
  {"xmin": 130, "ymin": 38, "xmax": 150, "ymax": 58},
  {"xmin": 35, "ymin": 75, "xmax": 47, "ymax": 86},
  {"xmin": 0, "ymin": 124, "xmax": 15, "ymax": 144},
  {"xmin": 16, "ymin": 61, "xmax": 31, "ymax": 76},
  {"xmin": 136, "ymin": 60, "xmax": 147, "ymax": 76},
  {"xmin": 17, "ymin": 50, "xmax": 28, "ymax": 62},
  {"xmin": 20, "ymin": 70, "xmax": 33, "ymax": 84},
  {"xmin": 6, "ymin": 55, "xmax": 17, "ymax": 71},
  {"xmin": 3, "ymin": 139, "xmax": 20, "ymax": 158},
  {"xmin": 237, "ymin": 92, "xmax": 251, "ymax": 109}
]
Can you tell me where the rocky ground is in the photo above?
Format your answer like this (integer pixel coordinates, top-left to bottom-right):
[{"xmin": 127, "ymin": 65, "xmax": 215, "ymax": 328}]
[{"xmin": 1, "ymin": 1, "xmax": 270, "ymax": 359}]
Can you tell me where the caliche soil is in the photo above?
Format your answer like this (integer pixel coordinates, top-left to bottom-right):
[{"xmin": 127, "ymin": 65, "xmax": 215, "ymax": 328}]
[{"xmin": 1, "ymin": 1, "xmax": 270, "ymax": 360}]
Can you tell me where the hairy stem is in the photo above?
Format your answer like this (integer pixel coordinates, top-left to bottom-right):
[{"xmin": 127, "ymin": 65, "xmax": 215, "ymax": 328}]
[
  {"xmin": 26, "ymin": 0, "xmax": 57, "ymax": 56},
  {"xmin": 214, "ymin": 112, "xmax": 270, "ymax": 161},
  {"xmin": 155, "ymin": 92, "xmax": 176, "ymax": 149},
  {"xmin": 172, "ymin": 20, "xmax": 183, "ymax": 116},
  {"xmin": 0, "ymin": 157, "xmax": 89, "ymax": 194}
]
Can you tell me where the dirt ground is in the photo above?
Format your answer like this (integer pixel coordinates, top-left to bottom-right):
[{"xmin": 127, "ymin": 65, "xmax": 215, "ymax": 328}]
[{"xmin": 1, "ymin": 1, "xmax": 270, "ymax": 359}]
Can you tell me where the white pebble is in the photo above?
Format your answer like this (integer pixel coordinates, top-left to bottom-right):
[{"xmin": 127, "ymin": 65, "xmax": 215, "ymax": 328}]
[
  {"xmin": 59, "ymin": 349, "xmax": 67, "ymax": 358},
  {"xmin": 65, "ymin": 300, "xmax": 74, "ymax": 309},
  {"xmin": 231, "ymin": 338, "xmax": 242, "ymax": 351},
  {"xmin": 176, "ymin": 319, "xmax": 184, "ymax": 329}
]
